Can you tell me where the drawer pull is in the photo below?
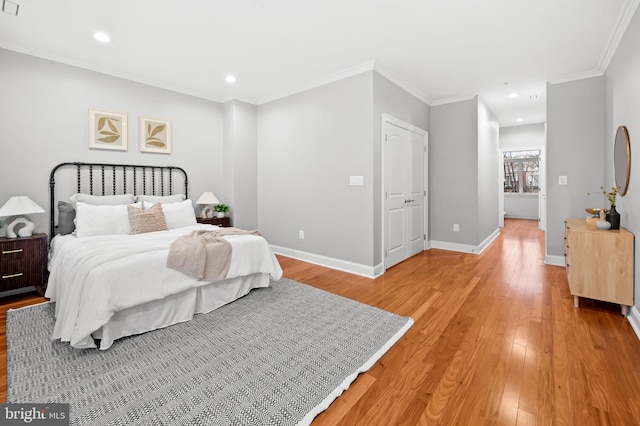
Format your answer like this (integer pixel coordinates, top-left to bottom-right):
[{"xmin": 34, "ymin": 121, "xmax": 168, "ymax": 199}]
[
  {"xmin": 2, "ymin": 273, "xmax": 23, "ymax": 279},
  {"xmin": 2, "ymin": 249, "xmax": 23, "ymax": 254}
]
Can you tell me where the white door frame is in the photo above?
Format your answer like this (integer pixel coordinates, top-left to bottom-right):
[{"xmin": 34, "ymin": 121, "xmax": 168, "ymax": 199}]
[
  {"xmin": 498, "ymin": 145, "xmax": 546, "ymax": 230},
  {"xmin": 381, "ymin": 113, "xmax": 428, "ymax": 270}
]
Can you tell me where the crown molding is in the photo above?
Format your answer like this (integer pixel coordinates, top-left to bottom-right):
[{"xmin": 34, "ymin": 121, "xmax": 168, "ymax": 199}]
[
  {"xmin": 0, "ymin": 42, "xmax": 224, "ymax": 103},
  {"xmin": 256, "ymin": 60, "xmax": 433, "ymax": 106},
  {"xmin": 546, "ymin": 69, "xmax": 604, "ymax": 85},
  {"xmin": 430, "ymin": 94, "xmax": 476, "ymax": 107},
  {"xmin": 255, "ymin": 61, "xmax": 376, "ymax": 105},
  {"xmin": 372, "ymin": 62, "xmax": 432, "ymax": 105},
  {"xmin": 598, "ymin": 0, "xmax": 640, "ymax": 72}
]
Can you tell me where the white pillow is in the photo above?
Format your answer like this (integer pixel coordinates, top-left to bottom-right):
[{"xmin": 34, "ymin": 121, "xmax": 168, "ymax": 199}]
[
  {"xmin": 75, "ymin": 202, "xmax": 142, "ymax": 237},
  {"xmin": 137, "ymin": 194, "xmax": 185, "ymax": 204},
  {"xmin": 70, "ymin": 193, "xmax": 135, "ymax": 208},
  {"xmin": 146, "ymin": 199, "xmax": 196, "ymax": 229}
]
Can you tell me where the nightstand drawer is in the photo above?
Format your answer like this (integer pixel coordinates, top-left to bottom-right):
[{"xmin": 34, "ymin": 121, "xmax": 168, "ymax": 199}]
[
  {"xmin": 1, "ymin": 240, "xmax": 32, "ymax": 261},
  {"xmin": 1, "ymin": 266, "xmax": 34, "ymax": 291}
]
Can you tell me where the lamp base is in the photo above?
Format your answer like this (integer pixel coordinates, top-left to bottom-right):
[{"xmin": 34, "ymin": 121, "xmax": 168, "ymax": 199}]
[
  {"xmin": 6, "ymin": 217, "xmax": 35, "ymax": 238},
  {"xmin": 200, "ymin": 206, "xmax": 214, "ymax": 219}
]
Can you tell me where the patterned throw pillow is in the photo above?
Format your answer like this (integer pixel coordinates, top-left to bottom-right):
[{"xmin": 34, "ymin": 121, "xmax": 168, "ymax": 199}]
[{"xmin": 128, "ymin": 203, "xmax": 168, "ymax": 234}]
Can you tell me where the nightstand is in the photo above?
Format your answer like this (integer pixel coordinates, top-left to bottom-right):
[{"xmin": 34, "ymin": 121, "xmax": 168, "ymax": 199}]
[
  {"xmin": 197, "ymin": 217, "xmax": 231, "ymax": 227},
  {"xmin": 0, "ymin": 233, "xmax": 48, "ymax": 297}
]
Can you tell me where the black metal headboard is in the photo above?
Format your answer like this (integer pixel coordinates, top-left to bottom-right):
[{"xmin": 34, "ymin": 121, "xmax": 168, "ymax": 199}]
[{"xmin": 49, "ymin": 161, "xmax": 188, "ymax": 237}]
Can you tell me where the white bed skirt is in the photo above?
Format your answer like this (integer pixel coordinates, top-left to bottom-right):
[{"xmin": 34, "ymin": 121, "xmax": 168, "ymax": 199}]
[{"xmin": 93, "ymin": 273, "xmax": 270, "ymax": 350}]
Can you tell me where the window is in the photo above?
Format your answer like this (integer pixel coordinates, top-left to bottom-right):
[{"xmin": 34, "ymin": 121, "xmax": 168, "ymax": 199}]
[{"xmin": 503, "ymin": 150, "xmax": 540, "ymax": 193}]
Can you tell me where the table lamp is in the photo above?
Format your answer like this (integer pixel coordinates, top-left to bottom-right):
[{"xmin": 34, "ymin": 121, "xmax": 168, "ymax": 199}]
[
  {"xmin": 195, "ymin": 192, "xmax": 220, "ymax": 219},
  {"xmin": 0, "ymin": 196, "xmax": 45, "ymax": 238}
]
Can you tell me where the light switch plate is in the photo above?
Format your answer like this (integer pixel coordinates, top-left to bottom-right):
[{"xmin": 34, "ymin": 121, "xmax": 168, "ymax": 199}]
[
  {"xmin": 349, "ymin": 176, "xmax": 364, "ymax": 186},
  {"xmin": 559, "ymin": 175, "xmax": 568, "ymax": 185}
]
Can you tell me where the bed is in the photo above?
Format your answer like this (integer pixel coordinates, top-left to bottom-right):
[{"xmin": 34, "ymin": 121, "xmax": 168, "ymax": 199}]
[{"xmin": 45, "ymin": 162, "xmax": 282, "ymax": 350}]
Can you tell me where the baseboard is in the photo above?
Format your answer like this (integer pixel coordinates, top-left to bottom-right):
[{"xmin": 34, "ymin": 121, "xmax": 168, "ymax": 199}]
[
  {"xmin": 429, "ymin": 240, "xmax": 476, "ymax": 254},
  {"xmin": 476, "ymin": 228, "xmax": 500, "ymax": 254},
  {"xmin": 504, "ymin": 216, "xmax": 538, "ymax": 220},
  {"xmin": 544, "ymin": 255, "xmax": 566, "ymax": 267},
  {"xmin": 271, "ymin": 245, "xmax": 379, "ymax": 279},
  {"xmin": 628, "ymin": 306, "xmax": 640, "ymax": 342},
  {"xmin": 430, "ymin": 228, "xmax": 500, "ymax": 255}
]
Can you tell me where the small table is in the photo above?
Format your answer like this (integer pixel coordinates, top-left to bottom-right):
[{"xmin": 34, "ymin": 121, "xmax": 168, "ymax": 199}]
[
  {"xmin": 0, "ymin": 233, "xmax": 48, "ymax": 297},
  {"xmin": 197, "ymin": 217, "xmax": 231, "ymax": 227}
]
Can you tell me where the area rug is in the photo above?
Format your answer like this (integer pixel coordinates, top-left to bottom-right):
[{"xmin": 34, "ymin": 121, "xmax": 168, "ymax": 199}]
[{"xmin": 6, "ymin": 278, "xmax": 413, "ymax": 425}]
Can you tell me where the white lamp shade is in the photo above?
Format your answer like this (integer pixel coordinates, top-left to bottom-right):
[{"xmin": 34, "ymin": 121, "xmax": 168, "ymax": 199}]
[
  {"xmin": 0, "ymin": 196, "xmax": 45, "ymax": 217},
  {"xmin": 195, "ymin": 192, "xmax": 220, "ymax": 205},
  {"xmin": 0, "ymin": 196, "xmax": 45, "ymax": 238}
]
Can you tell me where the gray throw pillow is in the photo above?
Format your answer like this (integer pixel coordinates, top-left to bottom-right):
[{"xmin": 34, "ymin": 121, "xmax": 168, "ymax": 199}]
[{"xmin": 57, "ymin": 201, "xmax": 76, "ymax": 235}]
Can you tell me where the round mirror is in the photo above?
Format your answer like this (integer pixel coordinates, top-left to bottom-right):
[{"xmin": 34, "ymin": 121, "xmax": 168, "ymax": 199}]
[{"xmin": 614, "ymin": 125, "xmax": 631, "ymax": 196}]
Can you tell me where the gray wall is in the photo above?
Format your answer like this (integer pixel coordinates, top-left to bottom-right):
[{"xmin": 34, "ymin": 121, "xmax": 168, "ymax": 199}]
[
  {"xmin": 223, "ymin": 100, "xmax": 258, "ymax": 229},
  {"xmin": 430, "ymin": 99, "xmax": 479, "ymax": 244},
  {"xmin": 546, "ymin": 76, "xmax": 605, "ymax": 257},
  {"xmin": 0, "ymin": 49, "xmax": 223, "ymax": 237},
  {"xmin": 373, "ymin": 73, "xmax": 430, "ymax": 265},
  {"xmin": 504, "ymin": 194, "xmax": 538, "ymax": 219},
  {"xmin": 500, "ymin": 123, "xmax": 546, "ymax": 149},
  {"xmin": 257, "ymin": 72, "xmax": 374, "ymax": 266},
  {"xmin": 605, "ymin": 6, "xmax": 640, "ymax": 311},
  {"xmin": 477, "ymin": 97, "xmax": 500, "ymax": 241}
]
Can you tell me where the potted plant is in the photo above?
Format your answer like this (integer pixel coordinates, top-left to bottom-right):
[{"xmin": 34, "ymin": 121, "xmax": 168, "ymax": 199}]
[{"xmin": 213, "ymin": 203, "xmax": 230, "ymax": 218}]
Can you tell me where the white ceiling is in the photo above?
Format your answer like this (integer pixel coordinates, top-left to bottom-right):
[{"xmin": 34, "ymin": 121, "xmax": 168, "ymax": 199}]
[{"xmin": 1, "ymin": 0, "xmax": 637, "ymax": 127}]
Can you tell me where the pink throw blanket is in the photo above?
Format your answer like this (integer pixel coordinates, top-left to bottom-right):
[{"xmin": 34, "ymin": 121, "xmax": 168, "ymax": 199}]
[{"xmin": 167, "ymin": 228, "xmax": 261, "ymax": 281}]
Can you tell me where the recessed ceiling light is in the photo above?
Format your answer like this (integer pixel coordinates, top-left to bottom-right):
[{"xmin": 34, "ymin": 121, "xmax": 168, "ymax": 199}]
[
  {"xmin": 516, "ymin": 117, "xmax": 524, "ymax": 123},
  {"xmin": 508, "ymin": 92, "xmax": 519, "ymax": 99},
  {"xmin": 225, "ymin": 75, "xmax": 237, "ymax": 84},
  {"xmin": 93, "ymin": 32, "xmax": 111, "ymax": 43}
]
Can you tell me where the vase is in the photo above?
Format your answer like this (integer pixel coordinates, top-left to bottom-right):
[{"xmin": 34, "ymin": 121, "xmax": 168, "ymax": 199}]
[
  {"xmin": 216, "ymin": 212, "xmax": 225, "ymax": 218},
  {"xmin": 606, "ymin": 205, "xmax": 620, "ymax": 230}
]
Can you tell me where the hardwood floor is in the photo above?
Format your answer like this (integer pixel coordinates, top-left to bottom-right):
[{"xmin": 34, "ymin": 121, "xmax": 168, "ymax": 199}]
[{"xmin": 2, "ymin": 219, "xmax": 639, "ymax": 425}]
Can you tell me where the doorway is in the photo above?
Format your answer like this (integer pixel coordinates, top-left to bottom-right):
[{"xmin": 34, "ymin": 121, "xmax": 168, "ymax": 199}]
[
  {"xmin": 382, "ymin": 115, "xmax": 428, "ymax": 269},
  {"xmin": 499, "ymin": 146, "xmax": 546, "ymax": 231}
]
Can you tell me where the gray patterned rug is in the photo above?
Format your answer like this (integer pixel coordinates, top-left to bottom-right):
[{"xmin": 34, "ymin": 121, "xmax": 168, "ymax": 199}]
[{"xmin": 6, "ymin": 278, "xmax": 412, "ymax": 425}]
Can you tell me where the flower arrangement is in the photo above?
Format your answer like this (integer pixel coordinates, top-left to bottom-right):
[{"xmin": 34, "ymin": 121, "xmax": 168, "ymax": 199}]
[
  {"xmin": 588, "ymin": 186, "xmax": 620, "ymax": 207},
  {"xmin": 601, "ymin": 186, "xmax": 620, "ymax": 206}
]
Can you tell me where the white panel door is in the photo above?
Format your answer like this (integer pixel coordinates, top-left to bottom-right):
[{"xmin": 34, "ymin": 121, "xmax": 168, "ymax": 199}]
[{"xmin": 384, "ymin": 121, "xmax": 424, "ymax": 269}]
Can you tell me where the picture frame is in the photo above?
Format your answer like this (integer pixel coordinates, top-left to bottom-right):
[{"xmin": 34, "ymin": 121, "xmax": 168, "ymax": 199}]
[
  {"xmin": 88, "ymin": 108, "xmax": 128, "ymax": 151},
  {"xmin": 140, "ymin": 116, "xmax": 172, "ymax": 154}
]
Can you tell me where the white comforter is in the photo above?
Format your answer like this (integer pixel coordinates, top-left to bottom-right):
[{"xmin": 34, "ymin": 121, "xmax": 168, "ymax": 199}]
[{"xmin": 46, "ymin": 224, "xmax": 283, "ymax": 349}]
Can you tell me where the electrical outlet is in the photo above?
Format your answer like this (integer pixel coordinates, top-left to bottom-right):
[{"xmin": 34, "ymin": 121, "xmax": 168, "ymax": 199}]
[
  {"xmin": 299, "ymin": 230, "xmax": 304, "ymax": 239},
  {"xmin": 453, "ymin": 224, "xmax": 460, "ymax": 232}
]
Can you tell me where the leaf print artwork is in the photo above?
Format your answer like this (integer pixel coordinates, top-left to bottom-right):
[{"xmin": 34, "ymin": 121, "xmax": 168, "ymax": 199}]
[
  {"xmin": 96, "ymin": 115, "xmax": 121, "ymax": 143},
  {"xmin": 145, "ymin": 123, "xmax": 166, "ymax": 147},
  {"xmin": 140, "ymin": 116, "xmax": 171, "ymax": 154},
  {"xmin": 89, "ymin": 108, "xmax": 128, "ymax": 151}
]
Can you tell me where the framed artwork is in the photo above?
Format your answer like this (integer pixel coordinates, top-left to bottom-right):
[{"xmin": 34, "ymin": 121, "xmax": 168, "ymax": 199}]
[
  {"xmin": 140, "ymin": 116, "xmax": 172, "ymax": 154},
  {"xmin": 88, "ymin": 108, "xmax": 128, "ymax": 151}
]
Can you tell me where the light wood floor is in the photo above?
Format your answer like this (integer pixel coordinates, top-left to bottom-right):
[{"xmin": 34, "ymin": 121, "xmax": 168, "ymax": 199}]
[{"xmin": 2, "ymin": 219, "xmax": 640, "ymax": 425}]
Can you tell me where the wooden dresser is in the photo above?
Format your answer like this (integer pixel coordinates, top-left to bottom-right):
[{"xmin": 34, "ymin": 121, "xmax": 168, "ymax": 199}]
[{"xmin": 564, "ymin": 218, "xmax": 634, "ymax": 315}]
